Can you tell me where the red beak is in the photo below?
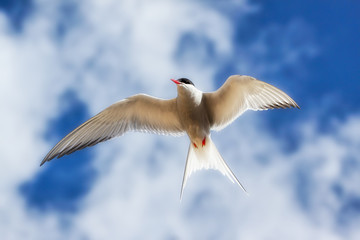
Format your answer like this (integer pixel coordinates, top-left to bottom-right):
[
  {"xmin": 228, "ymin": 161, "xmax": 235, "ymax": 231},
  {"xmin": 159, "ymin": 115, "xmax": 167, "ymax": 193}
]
[{"xmin": 171, "ymin": 79, "xmax": 181, "ymax": 85}]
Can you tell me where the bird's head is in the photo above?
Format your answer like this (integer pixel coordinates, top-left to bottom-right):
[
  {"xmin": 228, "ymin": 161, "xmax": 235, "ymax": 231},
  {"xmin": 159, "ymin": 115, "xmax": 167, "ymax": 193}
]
[
  {"xmin": 171, "ymin": 77, "xmax": 201, "ymax": 99},
  {"xmin": 171, "ymin": 78, "xmax": 195, "ymax": 87}
]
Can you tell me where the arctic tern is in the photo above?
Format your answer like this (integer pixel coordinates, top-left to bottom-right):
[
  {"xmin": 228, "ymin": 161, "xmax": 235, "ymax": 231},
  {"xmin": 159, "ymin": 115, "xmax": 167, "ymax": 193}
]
[{"xmin": 41, "ymin": 75, "xmax": 299, "ymax": 198}]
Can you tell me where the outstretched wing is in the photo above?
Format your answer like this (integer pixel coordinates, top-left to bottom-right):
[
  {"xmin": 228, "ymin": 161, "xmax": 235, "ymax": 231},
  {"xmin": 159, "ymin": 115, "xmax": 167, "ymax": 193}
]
[
  {"xmin": 41, "ymin": 94, "xmax": 184, "ymax": 165},
  {"xmin": 203, "ymin": 75, "xmax": 299, "ymax": 131}
]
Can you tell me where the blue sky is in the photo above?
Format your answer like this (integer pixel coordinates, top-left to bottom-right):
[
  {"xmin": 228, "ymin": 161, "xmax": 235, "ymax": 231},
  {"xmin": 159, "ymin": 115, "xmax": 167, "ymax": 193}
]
[{"xmin": 0, "ymin": 0, "xmax": 359, "ymax": 239}]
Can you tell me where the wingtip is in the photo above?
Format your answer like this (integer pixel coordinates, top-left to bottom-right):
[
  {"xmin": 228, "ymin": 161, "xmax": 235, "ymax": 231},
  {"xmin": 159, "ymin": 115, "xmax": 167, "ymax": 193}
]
[
  {"xmin": 289, "ymin": 102, "xmax": 300, "ymax": 109},
  {"xmin": 293, "ymin": 103, "xmax": 300, "ymax": 109},
  {"xmin": 292, "ymin": 100, "xmax": 300, "ymax": 109},
  {"xmin": 40, "ymin": 159, "xmax": 47, "ymax": 167}
]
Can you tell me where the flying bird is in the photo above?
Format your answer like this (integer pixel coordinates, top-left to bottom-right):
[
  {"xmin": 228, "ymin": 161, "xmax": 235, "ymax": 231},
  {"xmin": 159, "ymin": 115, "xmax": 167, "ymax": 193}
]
[{"xmin": 41, "ymin": 75, "xmax": 299, "ymax": 198}]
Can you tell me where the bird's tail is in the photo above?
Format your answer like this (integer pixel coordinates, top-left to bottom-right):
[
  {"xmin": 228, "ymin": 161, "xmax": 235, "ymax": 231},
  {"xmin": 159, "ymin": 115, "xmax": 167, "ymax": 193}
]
[{"xmin": 180, "ymin": 136, "xmax": 247, "ymax": 199}]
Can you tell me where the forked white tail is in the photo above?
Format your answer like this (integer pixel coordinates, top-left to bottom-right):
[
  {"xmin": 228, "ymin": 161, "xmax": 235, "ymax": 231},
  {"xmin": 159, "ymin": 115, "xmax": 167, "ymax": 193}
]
[{"xmin": 180, "ymin": 136, "xmax": 247, "ymax": 199}]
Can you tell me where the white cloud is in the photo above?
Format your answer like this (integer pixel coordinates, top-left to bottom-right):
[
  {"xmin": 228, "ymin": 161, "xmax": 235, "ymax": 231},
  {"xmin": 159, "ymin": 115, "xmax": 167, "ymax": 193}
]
[{"xmin": 0, "ymin": 0, "xmax": 359, "ymax": 239}]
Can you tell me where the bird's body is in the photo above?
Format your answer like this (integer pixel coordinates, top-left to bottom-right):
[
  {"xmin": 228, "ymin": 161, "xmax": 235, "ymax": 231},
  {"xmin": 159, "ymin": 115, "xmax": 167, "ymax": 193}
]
[
  {"xmin": 41, "ymin": 75, "xmax": 299, "ymax": 198},
  {"xmin": 176, "ymin": 83, "xmax": 209, "ymax": 148}
]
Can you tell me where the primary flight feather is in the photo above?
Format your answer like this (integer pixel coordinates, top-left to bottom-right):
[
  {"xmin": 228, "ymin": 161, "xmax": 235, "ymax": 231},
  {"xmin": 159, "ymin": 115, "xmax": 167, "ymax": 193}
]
[{"xmin": 41, "ymin": 75, "xmax": 299, "ymax": 198}]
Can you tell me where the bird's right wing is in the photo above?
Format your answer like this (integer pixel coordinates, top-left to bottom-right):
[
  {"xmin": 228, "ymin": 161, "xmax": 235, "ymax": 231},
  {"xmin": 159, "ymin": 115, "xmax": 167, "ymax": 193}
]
[
  {"xmin": 41, "ymin": 94, "xmax": 184, "ymax": 165},
  {"xmin": 203, "ymin": 75, "xmax": 299, "ymax": 131}
]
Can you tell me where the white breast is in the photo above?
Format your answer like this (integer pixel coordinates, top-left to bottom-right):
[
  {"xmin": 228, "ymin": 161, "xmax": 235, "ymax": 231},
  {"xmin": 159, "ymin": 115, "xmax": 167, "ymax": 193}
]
[{"xmin": 176, "ymin": 84, "xmax": 210, "ymax": 144}]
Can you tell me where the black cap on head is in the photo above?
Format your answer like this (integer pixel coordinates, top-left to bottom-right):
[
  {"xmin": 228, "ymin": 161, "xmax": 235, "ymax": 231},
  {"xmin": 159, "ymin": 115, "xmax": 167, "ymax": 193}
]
[{"xmin": 178, "ymin": 78, "xmax": 195, "ymax": 86}]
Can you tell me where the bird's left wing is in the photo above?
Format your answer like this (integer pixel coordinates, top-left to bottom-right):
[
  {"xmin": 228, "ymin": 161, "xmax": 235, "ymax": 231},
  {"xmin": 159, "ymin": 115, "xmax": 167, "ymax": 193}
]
[
  {"xmin": 203, "ymin": 75, "xmax": 299, "ymax": 131},
  {"xmin": 41, "ymin": 94, "xmax": 184, "ymax": 165}
]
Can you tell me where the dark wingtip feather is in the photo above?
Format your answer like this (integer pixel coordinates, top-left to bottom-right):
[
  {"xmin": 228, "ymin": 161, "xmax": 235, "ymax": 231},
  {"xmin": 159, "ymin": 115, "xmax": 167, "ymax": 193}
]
[
  {"xmin": 40, "ymin": 151, "xmax": 59, "ymax": 166},
  {"xmin": 40, "ymin": 159, "xmax": 47, "ymax": 166},
  {"xmin": 290, "ymin": 101, "xmax": 300, "ymax": 109}
]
